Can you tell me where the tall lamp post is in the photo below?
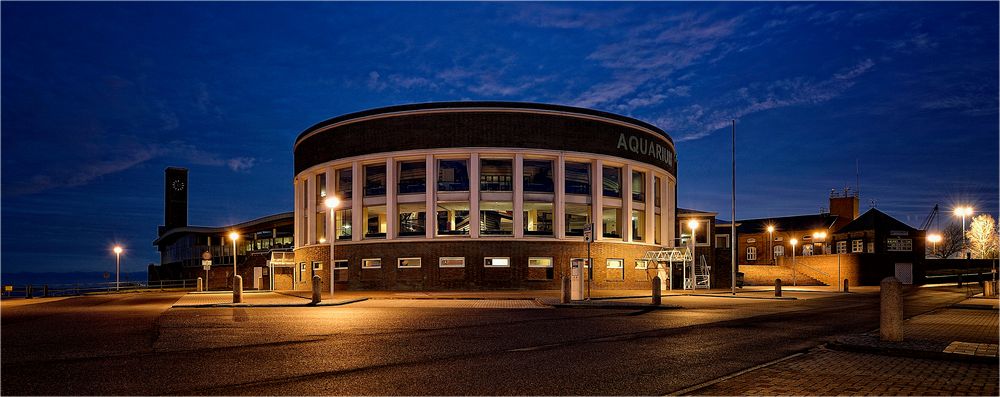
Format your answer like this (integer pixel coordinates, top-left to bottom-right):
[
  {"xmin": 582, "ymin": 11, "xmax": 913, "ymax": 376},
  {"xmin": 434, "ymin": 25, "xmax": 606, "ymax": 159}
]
[
  {"xmin": 767, "ymin": 225, "xmax": 775, "ymax": 264},
  {"xmin": 688, "ymin": 219, "xmax": 699, "ymax": 290},
  {"xmin": 790, "ymin": 238, "xmax": 798, "ymax": 286},
  {"xmin": 927, "ymin": 233, "xmax": 942, "ymax": 257},
  {"xmin": 113, "ymin": 246, "xmax": 123, "ymax": 291},
  {"xmin": 228, "ymin": 231, "xmax": 239, "ymax": 286},
  {"xmin": 325, "ymin": 196, "xmax": 341, "ymax": 296},
  {"xmin": 954, "ymin": 207, "xmax": 973, "ymax": 259}
]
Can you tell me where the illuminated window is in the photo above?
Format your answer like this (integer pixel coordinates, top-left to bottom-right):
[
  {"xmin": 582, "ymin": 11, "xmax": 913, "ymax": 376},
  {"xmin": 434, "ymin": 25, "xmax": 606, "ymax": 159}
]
[
  {"xmin": 397, "ymin": 203, "xmax": 426, "ymax": 237},
  {"xmin": 632, "ymin": 209, "xmax": 645, "ymax": 241},
  {"xmin": 439, "ymin": 257, "xmax": 465, "ymax": 268},
  {"xmin": 746, "ymin": 247, "xmax": 757, "ymax": 261},
  {"xmin": 397, "ymin": 257, "xmax": 421, "ymax": 268},
  {"xmin": 312, "ymin": 261, "xmax": 322, "ymax": 271},
  {"xmin": 603, "ymin": 207, "xmax": 622, "ymax": 238},
  {"xmin": 337, "ymin": 168, "xmax": 352, "ymax": 199},
  {"xmin": 436, "ymin": 202, "xmax": 470, "ymax": 236},
  {"xmin": 524, "ymin": 202, "xmax": 554, "ymax": 236},
  {"xmin": 632, "ymin": 171, "xmax": 645, "ymax": 202},
  {"xmin": 484, "ymin": 257, "xmax": 510, "ymax": 267},
  {"xmin": 362, "ymin": 258, "xmax": 381, "ymax": 269},
  {"xmin": 802, "ymin": 244, "xmax": 814, "ymax": 256},
  {"xmin": 335, "ymin": 209, "xmax": 352, "ymax": 240},
  {"xmin": 774, "ymin": 245, "xmax": 784, "ymax": 257},
  {"xmin": 529, "ymin": 257, "xmax": 553, "ymax": 267},
  {"xmin": 480, "ymin": 159, "xmax": 513, "ymax": 192},
  {"xmin": 655, "ymin": 213, "xmax": 662, "ymax": 245},
  {"xmin": 606, "ymin": 258, "xmax": 624, "ymax": 268},
  {"xmin": 653, "ymin": 176, "xmax": 662, "ymax": 206},
  {"xmin": 480, "ymin": 201, "xmax": 514, "ymax": 235},
  {"xmin": 363, "ymin": 205, "xmax": 387, "ymax": 239},
  {"xmin": 852, "ymin": 239, "xmax": 863, "ymax": 253},
  {"xmin": 836, "ymin": 241, "xmax": 847, "ymax": 254}
]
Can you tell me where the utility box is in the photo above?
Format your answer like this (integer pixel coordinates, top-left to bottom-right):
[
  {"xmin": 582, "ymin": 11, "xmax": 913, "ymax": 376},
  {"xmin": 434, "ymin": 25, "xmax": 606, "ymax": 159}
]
[{"xmin": 570, "ymin": 258, "xmax": 586, "ymax": 300}]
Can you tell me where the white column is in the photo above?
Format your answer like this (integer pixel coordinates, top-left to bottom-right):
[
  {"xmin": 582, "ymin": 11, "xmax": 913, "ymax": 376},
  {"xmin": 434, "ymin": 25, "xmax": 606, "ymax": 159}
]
[
  {"xmin": 666, "ymin": 177, "xmax": 676, "ymax": 246},
  {"xmin": 293, "ymin": 179, "xmax": 301, "ymax": 248},
  {"xmin": 469, "ymin": 153, "xmax": 480, "ymax": 238},
  {"xmin": 513, "ymin": 153, "xmax": 524, "ymax": 238},
  {"xmin": 306, "ymin": 175, "xmax": 317, "ymax": 245},
  {"xmin": 425, "ymin": 154, "xmax": 435, "ymax": 239},
  {"xmin": 352, "ymin": 161, "xmax": 363, "ymax": 242},
  {"xmin": 386, "ymin": 158, "xmax": 396, "ymax": 240},
  {"xmin": 645, "ymin": 170, "xmax": 655, "ymax": 244},
  {"xmin": 554, "ymin": 155, "xmax": 566, "ymax": 239},
  {"xmin": 623, "ymin": 164, "xmax": 633, "ymax": 242},
  {"xmin": 592, "ymin": 159, "xmax": 603, "ymax": 240},
  {"xmin": 326, "ymin": 168, "xmax": 336, "ymax": 242}
]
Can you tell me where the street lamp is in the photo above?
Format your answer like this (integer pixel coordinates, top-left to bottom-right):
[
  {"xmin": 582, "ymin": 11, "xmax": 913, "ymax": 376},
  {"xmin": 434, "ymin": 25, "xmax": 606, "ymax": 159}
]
[
  {"xmin": 325, "ymin": 196, "xmax": 341, "ymax": 296},
  {"xmin": 790, "ymin": 238, "xmax": 798, "ymax": 286},
  {"xmin": 927, "ymin": 233, "xmax": 942, "ymax": 256},
  {"xmin": 687, "ymin": 219, "xmax": 699, "ymax": 290},
  {"xmin": 228, "ymin": 231, "xmax": 239, "ymax": 286},
  {"xmin": 766, "ymin": 225, "xmax": 775, "ymax": 264},
  {"xmin": 954, "ymin": 206, "xmax": 973, "ymax": 259},
  {"xmin": 113, "ymin": 246, "xmax": 123, "ymax": 291}
]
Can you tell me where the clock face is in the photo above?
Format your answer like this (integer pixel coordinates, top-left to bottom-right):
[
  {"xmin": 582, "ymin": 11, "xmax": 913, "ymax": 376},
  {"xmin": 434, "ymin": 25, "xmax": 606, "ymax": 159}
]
[{"xmin": 171, "ymin": 180, "xmax": 186, "ymax": 191}]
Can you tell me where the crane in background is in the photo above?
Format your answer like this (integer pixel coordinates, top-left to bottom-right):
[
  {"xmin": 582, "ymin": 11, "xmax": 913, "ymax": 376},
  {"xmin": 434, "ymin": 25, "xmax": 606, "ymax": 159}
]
[{"xmin": 920, "ymin": 204, "xmax": 939, "ymax": 231}]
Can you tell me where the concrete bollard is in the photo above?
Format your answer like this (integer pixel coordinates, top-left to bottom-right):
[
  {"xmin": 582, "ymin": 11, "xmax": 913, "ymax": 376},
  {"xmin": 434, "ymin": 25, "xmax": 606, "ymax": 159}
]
[
  {"xmin": 233, "ymin": 275, "xmax": 243, "ymax": 304},
  {"xmin": 312, "ymin": 275, "xmax": 322, "ymax": 304},
  {"xmin": 880, "ymin": 277, "xmax": 903, "ymax": 342},
  {"xmin": 560, "ymin": 275, "xmax": 571, "ymax": 304},
  {"xmin": 774, "ymin": 279, "xmax": 782, "ymax": 297},
  {"xmin": 843, "ymin": 279, "xmax": 850, "ymax": 293},
  {"xmin": 984, "ymin": 280, "xmax": 996, "ymax": 297},
  {"xmin": 651, "ymin": 276, "xmax": 662, "ymax": 305},
  {"xmin": 957, "ymin": 272, "xmax": 963, "ymax": 287},
  {"xmin": 25, "ymin": 284, "xmax": 32, "ymax": 299},
  {"xmin": 197, "ymin": 277, "xmax": 203, "ymax": 292}
]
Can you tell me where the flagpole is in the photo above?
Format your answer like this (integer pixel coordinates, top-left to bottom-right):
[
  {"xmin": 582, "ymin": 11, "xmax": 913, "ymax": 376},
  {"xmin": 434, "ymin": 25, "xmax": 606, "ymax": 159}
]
[{"xmin": 731, "ymin": 119, "xmax": 737, "ymax": 296}]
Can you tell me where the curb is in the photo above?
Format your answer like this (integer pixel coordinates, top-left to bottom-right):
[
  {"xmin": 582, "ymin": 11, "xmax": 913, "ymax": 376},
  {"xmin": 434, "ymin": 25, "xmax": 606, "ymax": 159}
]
[
  {"xmin": 172, "ymin": 298, "xmax": 369, "ymax": 308},
  {"xmin": 549, "ymin": 303, "xmax": 682, "ymax": 310},
  {"xmin": 826, "ymin": 340, "xmax": 997, "ymax": 364}
]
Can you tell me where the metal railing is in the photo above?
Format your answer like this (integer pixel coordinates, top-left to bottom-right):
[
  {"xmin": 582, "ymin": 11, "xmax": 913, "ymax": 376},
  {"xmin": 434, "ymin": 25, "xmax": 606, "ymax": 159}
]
[{"xmin": 1, "ymin": 279, "xmax": 198, "ymax": 298}]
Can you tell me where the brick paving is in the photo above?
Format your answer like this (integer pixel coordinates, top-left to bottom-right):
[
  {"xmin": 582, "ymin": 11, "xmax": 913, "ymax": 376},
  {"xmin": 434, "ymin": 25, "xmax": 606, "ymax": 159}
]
[
  {"xmin": 904, "ymin": 308, "xmax": 998, "ymax": 344},
  {"xmin": 351, "ymin": 298, "xmax": 545, "ymax": 309},
  {"xmin": 172, "ymin": 292, "xmax": 310, "ymax": 306},
  {"xmin": 694, "ymin": 348, "xmax": 999, "ymax": 396}
]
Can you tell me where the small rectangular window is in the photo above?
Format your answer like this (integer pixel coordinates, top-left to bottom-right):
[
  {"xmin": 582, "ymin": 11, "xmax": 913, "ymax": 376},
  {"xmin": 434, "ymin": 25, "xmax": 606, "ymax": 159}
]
[
  {"xmin": 312, "ymin": 261, "xmax": 322, "ymax": 270},
  {"xmin": 362, "ymin": 258, "xmax": 381, "ymax": 269},
  {"xmin": 746, "ymin": 247, "xmax": 757, "ymax": 261},
  {"xmin": 528, "ymin": 257, "xmax": 553, "ymax": 268},
  {"xmin": 606, "ymin": 258, "xmax": 624, "ymax": 269},
  {"xmin": 439, "ymin": 257, "xmax": 465, "ymax": 268},
  {"xmin": 484, "ymin": 257, "xmax": 510, "ymax": 267},
  {"xmin": 852, "ymin": 239, "xmax": 863, "ymax": 253},
  {"xmin": 836, "ymin": 241, "xmax": 847, "ymax": 254},
  {"xmin": 397, "ymin": 257, "xmax": 421, "ymax": 268},
  {"xmin": 635, "ymin": 260, "xmax": 648, "ymax": 270},
  {"xmin": 333, "ymin": 260, "xmax": 348, "ymax": 269}
]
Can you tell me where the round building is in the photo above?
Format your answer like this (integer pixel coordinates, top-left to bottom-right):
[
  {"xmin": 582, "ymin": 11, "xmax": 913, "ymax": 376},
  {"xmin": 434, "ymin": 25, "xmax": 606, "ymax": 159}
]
[{"xmin": 292, "ymin": 102, "xmax": 677, "ymax": 290}]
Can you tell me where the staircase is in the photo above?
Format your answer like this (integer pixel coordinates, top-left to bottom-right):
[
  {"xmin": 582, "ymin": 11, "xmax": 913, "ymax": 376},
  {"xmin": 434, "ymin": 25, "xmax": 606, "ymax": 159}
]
[{"xmin": 740, "ymin": 264, "xmax": 826, "ymax": 286}]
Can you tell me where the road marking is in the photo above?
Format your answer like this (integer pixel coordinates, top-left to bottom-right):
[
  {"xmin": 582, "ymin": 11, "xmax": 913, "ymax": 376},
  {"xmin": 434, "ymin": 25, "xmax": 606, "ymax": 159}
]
[{"xmin": 665, "ymin": 352, "xmax": 806, "ymax": 396}]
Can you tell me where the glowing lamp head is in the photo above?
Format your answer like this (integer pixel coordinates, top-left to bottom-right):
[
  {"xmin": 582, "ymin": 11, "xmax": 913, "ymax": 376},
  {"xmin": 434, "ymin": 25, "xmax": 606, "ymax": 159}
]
[
  {"xmin": 766, "ymin": 225, "xmax": 775, "ymax": 233},
  {"xmin": 813, "ymin": 231, "xmax": 827, "ymax": 240},
  {"xmin": 687, "ymin": 219, "xmax": 699, "ymax": 230},
  {"xmin": 790, "ymin": 238, "xmax": 798, "ymax": 246},
  {"xmin": 927, "ymin": 234, "xmax": 942, "ymax": 243},
  {"xmin": 228, "ymin": 231, "xmax": 240, "ymax": 242},
  {"xmin": 324, "ymin": 196, "xmax": 341, "ymax": 210},
  {"xmin": 318, "ymin": 238, "xmax": 326, "ymax": 244},
  {"xmin": 954, "ymin": 207, "xmax": 974, "ymax": 217},
  {"xmin": 113, "ymin": 246, "xmax": 123, "ymax": 254}
]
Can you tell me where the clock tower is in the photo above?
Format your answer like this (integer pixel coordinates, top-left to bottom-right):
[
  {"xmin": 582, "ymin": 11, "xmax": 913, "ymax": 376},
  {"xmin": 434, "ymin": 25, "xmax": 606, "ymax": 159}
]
[{"xmin": 164, "ymin": 167, "xmax": 188, "ymax": 231}]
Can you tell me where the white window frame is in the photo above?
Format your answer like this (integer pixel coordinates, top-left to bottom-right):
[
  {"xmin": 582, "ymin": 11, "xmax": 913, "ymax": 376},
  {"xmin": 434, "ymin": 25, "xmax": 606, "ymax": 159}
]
[
  {"xmin": 802, "ymin": 244, "xmax": 814, "ymax": 256},
  {"xmin": 333, "ymin": 259, "xmax": 348, "ymax": 269},
  {"xmin": 836, "ymin": 241, "xmax": 847, "ymax": 254},
  {"xmin": 397, "ymin": 257, "xmax": 422, "ymax": 268},
  {"xmin": 886, "ymin": 238, "xmax": 912, "ymax": 252},
  {"xmin": 746, "ymin": 247, "xmax": 757, "ymax": 261},
  {"xmin": 362, "ymin": 258, "xmax": 382, "ymax": 269},
  {"xmin": 312, "ymin": 261, "xmax": 323, "ymax": 271},
  {"xmin": 484, "ymin": 257, "xmax": 510, "ymax": 267},
  {"xmin": 774, "ymin": 245, "xmax": 784, "ymax": 257},
  {"xmin": 606, "ymin": 258, "xmax": 624, "ymax": 269},
  {"xmin": 528, "ymin": 257, "xmax": 553, "ymax": 268},
  {"xmin": 439, "ymin": 257, "xmax": 466, "ymax": 268},
  {"xmin": 634, "ymin": 260, "xmax": 648, "ymax": 270},
  {"xmin": 852, "ymin": 239, "xmax": 864, "ymax": 253},
  {"xmin": 715, "ymin": 234, "xmax": 730, "ymax": 248}
]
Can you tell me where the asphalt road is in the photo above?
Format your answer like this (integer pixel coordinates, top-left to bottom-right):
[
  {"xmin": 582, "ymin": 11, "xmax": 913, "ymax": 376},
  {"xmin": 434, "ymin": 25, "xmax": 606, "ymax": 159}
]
[{"xmin": 0, "ymin": 286, "xmax": 970, "ymax": 395}]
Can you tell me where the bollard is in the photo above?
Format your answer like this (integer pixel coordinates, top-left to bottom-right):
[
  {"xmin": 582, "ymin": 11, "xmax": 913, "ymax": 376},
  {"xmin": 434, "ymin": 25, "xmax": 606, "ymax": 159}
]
[
  {"xmin": 560, "ymin": 275, "xmax": 571, "ymax": 304},
  {"xmin": 957, "ymin": 272, "xmax": 963, "ymax": 287},
  {"xmin": 43, "ymin": 285, "xmax": 49, "ymax": 297},
  {"xmin": 984, "ymin": 280, "xmax": 996, "ymax": 297},
  {"xmin": 880, "ymin": 277, "xmax": 903, "ymax": 342},
  {"xmin": 196, "ymin": 277, "xmax": 203, "ymax": 292},
  {"xmin": 233, "ymin": 275, "xmax": 243, "ymax": 304},
  {"xmin": 25, "ymin": 284, "xmax": 33, "ymax": 299},
  {"xmin": 312, "ymin": 275, "xmax": 322, "ymax": 304},
  {"xmin": 774, "ymin": 278, "xmax": 782, "ymax": 297},
  {"xmin": 843, "ymin": 279, "xmax": 850, "ymax": 293},
  {"xmin": 651, "ymin": 276, "xmax": 662, "ymax": 306}
]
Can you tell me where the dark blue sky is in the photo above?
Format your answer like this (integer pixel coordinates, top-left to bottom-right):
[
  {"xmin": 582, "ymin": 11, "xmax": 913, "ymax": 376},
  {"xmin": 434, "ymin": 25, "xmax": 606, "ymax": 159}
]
[{"xmin": 2, "ymin": 2, "xmax": 997, "ymax": 273}]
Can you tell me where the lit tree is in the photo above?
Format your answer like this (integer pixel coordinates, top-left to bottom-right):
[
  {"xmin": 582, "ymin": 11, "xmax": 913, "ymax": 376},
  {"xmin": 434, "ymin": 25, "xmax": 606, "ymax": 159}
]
[
  {"xmin": 967, "ymin": 214, "xmax": 999, "ymax": 259},
  {"xmin": 929, "ymin": 223, "xmax": 964, "ymax": 259}
]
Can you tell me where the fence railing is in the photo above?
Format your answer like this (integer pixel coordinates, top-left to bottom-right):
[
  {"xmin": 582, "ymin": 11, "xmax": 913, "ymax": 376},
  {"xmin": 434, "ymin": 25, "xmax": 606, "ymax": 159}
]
[{"xmin": 1, "ymin": 279, "xmax": 198, "ymax": 298}]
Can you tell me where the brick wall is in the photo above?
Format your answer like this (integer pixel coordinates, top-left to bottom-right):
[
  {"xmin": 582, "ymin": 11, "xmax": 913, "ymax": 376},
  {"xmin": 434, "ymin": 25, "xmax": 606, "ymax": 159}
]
[{"xmin": 292, "ymin": 240, "xmax": 689, "ymax": 290}]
